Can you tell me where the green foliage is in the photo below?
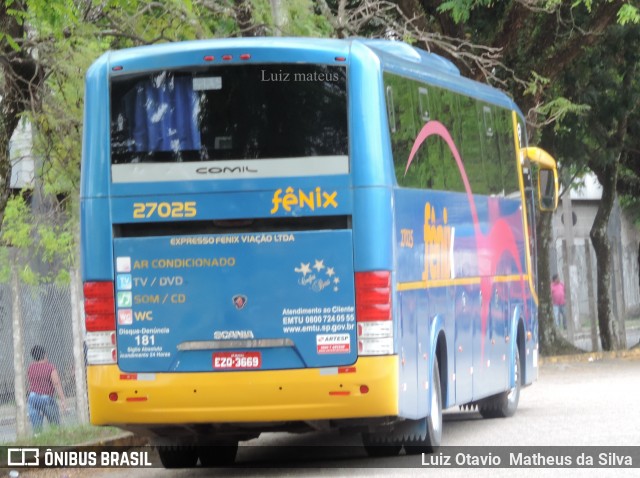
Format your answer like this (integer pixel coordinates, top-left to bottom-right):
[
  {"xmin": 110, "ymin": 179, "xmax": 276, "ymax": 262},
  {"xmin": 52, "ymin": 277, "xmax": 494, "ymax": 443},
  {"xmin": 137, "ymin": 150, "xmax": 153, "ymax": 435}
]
[
  {"xmin": 250, "ymin": 0, "xmax": 273, "ymax": 28},
  {"xmin": 524, "ymin": 71, "xmax": 550, "ymax": 98},
  {"xmin": 285, "ymin": 0, "xmax": 334, "ymax": 36},
  {"xmin": 0, "ymin": 249, "xmax": 9, "ymax": 282},
  {"xmin": 0, "ymin": 1, "xmax": 26, "ymax": 50},
  {"xmin": 24, "ymin": 0, "xmax": 79, "ymax": 39},
  {"xmin": 1, "ymin": 194, "xmax": 76, "ymax": 284},
  {"xmin": 437, "ymin": 0, "xmax": 480, "ymax": 23},
  {"xmin": 0, "ymin": 32, "xmax": 21, "ymax": 51},
  {"xmin": 30, "ymin": 35, "xmax": 102, "ymax": 199},
  {"xmin": 619, "ymin": 164, "xmax": 640, "ymax": 226},
  {"xmin": 536, "ymin": 97, "xmax": 591, "ymax": 132},
  {"xmin": 1, "ymin": 195, "xmax": 33, "ymax": 249},
  {"xmin": 439, "ymin": 0, "xmax": 637, "ymax": 26},
  {"xmin": 617, "ymin": 3, "xmax": 640, "ymax": 25}
]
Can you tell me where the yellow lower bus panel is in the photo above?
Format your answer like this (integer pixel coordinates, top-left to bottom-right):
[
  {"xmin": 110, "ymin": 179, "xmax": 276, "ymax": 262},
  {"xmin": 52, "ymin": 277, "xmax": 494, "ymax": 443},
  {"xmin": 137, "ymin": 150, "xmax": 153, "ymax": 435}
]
[{"xmin": 88, "ymin": 355, "xmax": 399, "ymax": 425}]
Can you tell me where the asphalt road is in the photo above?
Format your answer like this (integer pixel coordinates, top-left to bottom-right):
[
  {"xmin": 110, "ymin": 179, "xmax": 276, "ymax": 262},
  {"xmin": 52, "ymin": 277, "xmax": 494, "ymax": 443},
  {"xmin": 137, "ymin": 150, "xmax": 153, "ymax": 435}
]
[{"xmin": 12, "ymin": 356, "xmax": 640, "ymax": 478}]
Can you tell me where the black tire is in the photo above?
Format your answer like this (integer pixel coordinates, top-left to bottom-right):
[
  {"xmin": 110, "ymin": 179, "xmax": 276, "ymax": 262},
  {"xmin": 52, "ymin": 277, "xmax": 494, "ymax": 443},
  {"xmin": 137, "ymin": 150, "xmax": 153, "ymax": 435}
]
[
  {"xmin": 479, "ymin": 347, "xmax": 521, "ymax": 419},
  {"xmin": 362, "ymin": 440, "xmax": 403, "ymax": 457},
  {"xmin": 198, "ymin": 443, "xmax": 239, "ymax": 467},
  {"xmin": 362, "ymin": 432, "xmax": 402, "ymax": 457},
  {"xmin": 404, "ymin": 357, "xmax": 443, "ymax": 454},
  {"xmin": 157, "ymin": 446, "xmax": 198, "ymax": 468}
]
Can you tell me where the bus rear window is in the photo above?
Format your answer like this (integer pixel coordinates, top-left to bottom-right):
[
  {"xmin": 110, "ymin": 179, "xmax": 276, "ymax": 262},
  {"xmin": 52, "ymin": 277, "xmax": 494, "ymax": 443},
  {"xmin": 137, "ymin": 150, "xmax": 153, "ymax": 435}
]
[{"xmin": 110, "ymin": 64, "xmax": 348, "ymax": 164}]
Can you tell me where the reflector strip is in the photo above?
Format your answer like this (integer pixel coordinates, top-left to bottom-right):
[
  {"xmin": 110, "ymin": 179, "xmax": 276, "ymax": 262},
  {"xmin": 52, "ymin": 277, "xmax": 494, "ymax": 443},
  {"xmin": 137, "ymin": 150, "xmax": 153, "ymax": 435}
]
[{"xmin": 338, "ymin": 366, "xmax": 356, "ymax": 374}]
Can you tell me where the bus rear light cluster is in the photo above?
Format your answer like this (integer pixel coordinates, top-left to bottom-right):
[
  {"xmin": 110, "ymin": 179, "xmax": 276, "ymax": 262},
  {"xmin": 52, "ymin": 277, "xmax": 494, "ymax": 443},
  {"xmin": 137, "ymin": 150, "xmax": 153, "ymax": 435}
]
[
  {"xmin": 355, "ymin": 271, "xmax": 394, "ymax": 355},
  {"xmin": 85, "ymin": 331, "xmax": 117, "ymax": 365},
  {"xmin": 84, "ymin": 281, "xmax": 117, "ymax": 365}
]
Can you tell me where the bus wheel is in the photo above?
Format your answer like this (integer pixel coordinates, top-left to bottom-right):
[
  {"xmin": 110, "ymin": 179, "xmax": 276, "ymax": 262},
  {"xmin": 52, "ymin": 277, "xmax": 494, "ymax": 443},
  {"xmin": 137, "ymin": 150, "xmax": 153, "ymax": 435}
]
[
  {"xmin": 479, "ymin": 347, "xmax": 521, "ymax": 419},
  {"xmin": 157, "ymin": 446, "xmax": 198, "ymax": 468},
  {"xmin": 362, "ymin": 434, "xmax": 402, "ymax": 457},
  {"xmin": 404, "ymin": 357, "xmax": 443, "ymax": 455},
  {"xmin": 198, "ymin": 442, "xmax": 238, "ymax": 467}
]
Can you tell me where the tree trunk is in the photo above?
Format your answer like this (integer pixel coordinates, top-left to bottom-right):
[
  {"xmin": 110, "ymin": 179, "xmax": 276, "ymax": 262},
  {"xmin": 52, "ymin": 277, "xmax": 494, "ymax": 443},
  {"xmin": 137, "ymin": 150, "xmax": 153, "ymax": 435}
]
[
  {"xmin": 536, "ymin": 208, "xmax": 582, "ymax": 355},
  {"xmin": 589, "ymin": 160, "xmax": 619, "ymax": 351}
]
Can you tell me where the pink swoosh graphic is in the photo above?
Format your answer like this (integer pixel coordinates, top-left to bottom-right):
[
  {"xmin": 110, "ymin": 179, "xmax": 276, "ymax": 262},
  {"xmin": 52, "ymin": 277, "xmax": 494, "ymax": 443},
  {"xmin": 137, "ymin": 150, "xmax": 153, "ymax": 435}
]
[{"xmin": 405, "ymin": 120, "xmax": 529, "ymax": 360}]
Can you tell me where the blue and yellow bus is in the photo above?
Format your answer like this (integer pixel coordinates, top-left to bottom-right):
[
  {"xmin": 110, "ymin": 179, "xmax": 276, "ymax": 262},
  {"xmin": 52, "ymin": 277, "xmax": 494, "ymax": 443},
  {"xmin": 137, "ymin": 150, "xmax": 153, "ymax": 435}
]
[{"xmin": 81, "ymin": 37, "xmax": 558, "ymax": 467}]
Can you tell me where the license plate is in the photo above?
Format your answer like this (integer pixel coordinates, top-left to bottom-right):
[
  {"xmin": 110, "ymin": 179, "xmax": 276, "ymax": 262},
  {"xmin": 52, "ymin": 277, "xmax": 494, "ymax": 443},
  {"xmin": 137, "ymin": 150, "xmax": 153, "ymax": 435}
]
[{"xmin": 212, "ymin": 351, "xmax": 262, "ymax": 370}]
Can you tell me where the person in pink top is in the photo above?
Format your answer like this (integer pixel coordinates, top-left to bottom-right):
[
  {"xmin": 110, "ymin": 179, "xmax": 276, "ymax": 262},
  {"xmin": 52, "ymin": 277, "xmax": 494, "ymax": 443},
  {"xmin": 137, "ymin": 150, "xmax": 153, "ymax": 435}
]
[
  {"xmin": 27, "ymin": 345, "xmax": 66, "ymax": 433},
  {"xmin": 551, "ymin": 274, "xmax": 566, "ymax": 329}
]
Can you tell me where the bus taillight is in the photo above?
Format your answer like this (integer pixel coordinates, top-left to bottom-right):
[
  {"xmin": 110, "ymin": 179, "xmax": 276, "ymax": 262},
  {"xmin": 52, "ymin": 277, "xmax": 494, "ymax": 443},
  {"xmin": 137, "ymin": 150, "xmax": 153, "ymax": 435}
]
[
  {"xmin": 84, "ymin": 281, "xmax": 115, "ymax": 331},
  {"xmin": 83, "ymin": 281, "xmax": 117, "ymax": 365},
  {"xmin": 355, "ymin": 271, "xmax": 394, "ymax": 355}
]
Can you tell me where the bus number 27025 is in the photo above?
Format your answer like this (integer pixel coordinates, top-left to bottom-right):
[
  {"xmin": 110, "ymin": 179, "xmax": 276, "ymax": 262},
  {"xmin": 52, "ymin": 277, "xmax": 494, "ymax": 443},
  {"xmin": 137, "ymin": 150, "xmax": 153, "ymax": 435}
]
[{"xmin": 133, "ymin": 201, "xmax": 197, "ymax": 219}]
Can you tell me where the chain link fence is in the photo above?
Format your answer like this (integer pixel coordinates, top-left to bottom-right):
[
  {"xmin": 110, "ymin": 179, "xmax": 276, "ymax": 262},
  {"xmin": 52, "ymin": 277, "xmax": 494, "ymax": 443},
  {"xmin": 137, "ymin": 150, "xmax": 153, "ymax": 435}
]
[
  {"xmin": 551, "ymin": 196, "xmax": 640, "ymax": 352},
  {"xmin": 0, "ymin": 269, "xmax": 88, "ymax": 443}
]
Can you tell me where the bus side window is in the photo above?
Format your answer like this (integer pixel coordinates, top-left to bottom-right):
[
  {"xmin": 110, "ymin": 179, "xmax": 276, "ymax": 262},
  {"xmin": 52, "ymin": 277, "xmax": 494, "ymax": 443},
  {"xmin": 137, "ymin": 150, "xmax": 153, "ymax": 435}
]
[
  {"xmin": 499, "ymin": 110, "xmax": 519, "ymax": 197},
  {"xmin": 458, "ymin": 96, "xmax": 489, "ymax": 194},
  {"xmin": 480, "ymin": 104, "xmax": 504, "ymax": 196},
  {"xmin": 419, "ymin": 87, "xmax": 430, "ymax": 122},
  {"xmin": 482, "ymin": 106, "xmax": 494, "ymax": 137},
  {"xmin": 386, "ymin": 86, "xmax": 397, "ymax": 134}
]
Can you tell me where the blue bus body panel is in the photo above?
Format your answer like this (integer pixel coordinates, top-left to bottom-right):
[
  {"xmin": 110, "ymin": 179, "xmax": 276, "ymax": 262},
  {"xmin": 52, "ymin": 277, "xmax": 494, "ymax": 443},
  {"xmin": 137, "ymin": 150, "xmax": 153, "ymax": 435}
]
[
  {"xmin": 81, "ymin": 198, "xmax": 114, "ymax": 280},
  {"xmin": 109, "ymin": 186, "xmax": 352, "ymax": 223},
  {"xmin": 81, "ymin": 55, "xmax": 111, "ymax": 200},
  {"xmin": 394, "ymin": 187, "xmax": 530, "ymax": 411},
  {"xmin": 113, "ymin": 230, "xmax": 356, "ymax": 373}
]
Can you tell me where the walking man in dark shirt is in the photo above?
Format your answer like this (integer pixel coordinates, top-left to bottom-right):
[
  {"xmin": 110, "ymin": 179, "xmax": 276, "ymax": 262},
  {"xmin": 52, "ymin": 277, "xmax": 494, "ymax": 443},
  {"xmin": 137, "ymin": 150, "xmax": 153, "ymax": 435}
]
[{"xmin": 27, "ymin": 345, "xmax": 67, "ymax": 433}]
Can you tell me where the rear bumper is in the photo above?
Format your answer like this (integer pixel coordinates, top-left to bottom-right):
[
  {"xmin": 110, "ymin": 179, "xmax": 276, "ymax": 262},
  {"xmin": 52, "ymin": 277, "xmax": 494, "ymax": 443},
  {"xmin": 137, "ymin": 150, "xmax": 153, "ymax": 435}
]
[{"xmin": 88, "ymin": 356, "xmax": 399, "ymax": 425}]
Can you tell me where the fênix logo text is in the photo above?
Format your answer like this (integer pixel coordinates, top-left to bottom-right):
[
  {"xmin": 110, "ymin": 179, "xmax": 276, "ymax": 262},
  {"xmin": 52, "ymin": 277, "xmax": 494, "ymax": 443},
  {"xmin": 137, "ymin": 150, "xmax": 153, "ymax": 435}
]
[{"xmin": 270, "ymin": 187, "xmax": 338, "ymax": 214}]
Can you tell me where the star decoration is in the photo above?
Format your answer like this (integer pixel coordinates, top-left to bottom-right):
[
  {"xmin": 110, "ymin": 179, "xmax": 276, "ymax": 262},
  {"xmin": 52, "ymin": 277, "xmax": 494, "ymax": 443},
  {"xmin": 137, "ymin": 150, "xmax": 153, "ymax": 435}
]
[{"xmin": 295, "ymin": 262, "xmax": 311, "ymax": 276}]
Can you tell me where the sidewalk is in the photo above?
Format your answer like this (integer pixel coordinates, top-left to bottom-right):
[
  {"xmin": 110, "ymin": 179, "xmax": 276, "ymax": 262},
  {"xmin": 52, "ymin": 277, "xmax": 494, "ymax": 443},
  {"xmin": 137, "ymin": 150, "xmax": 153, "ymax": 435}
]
[
  {"xmin": 559, "ymin": 320, "xmax": 640, "ymax": 353},
  {"xmin": 540, "ymin": 344, "xmax": 640, "ymax": 364}
]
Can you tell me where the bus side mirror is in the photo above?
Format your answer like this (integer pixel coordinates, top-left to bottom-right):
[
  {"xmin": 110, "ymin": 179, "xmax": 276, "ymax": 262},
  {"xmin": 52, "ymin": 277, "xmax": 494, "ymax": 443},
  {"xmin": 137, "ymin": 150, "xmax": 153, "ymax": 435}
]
[{"xmin": 522, "ymin": 147, "xmax": 559, "ymax": 211}]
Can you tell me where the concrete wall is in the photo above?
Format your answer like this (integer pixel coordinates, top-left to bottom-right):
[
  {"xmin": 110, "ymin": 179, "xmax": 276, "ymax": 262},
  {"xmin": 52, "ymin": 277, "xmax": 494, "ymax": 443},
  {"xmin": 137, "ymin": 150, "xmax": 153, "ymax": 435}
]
[{"xmin": 551, "ymin": 195, "xmax": 640, "ymax": 325}]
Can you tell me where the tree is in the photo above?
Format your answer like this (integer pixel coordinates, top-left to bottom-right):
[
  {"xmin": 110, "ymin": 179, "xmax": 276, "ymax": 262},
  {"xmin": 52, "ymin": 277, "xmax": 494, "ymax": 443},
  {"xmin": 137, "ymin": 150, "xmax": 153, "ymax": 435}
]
[
  {"xmin": 0, "ymin": 1, "xmax": 44, "ymax": 226},
  {"xmin": 545, "ymin": 24, "xmax": 640, "ymax": 350}
]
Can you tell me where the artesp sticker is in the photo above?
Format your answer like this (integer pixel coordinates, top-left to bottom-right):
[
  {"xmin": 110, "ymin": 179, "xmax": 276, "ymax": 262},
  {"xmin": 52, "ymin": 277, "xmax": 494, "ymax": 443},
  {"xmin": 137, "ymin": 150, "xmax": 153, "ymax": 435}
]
[{"xmin": 316, "ymin": 333, "xmax": 350, "ymax": 354}]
